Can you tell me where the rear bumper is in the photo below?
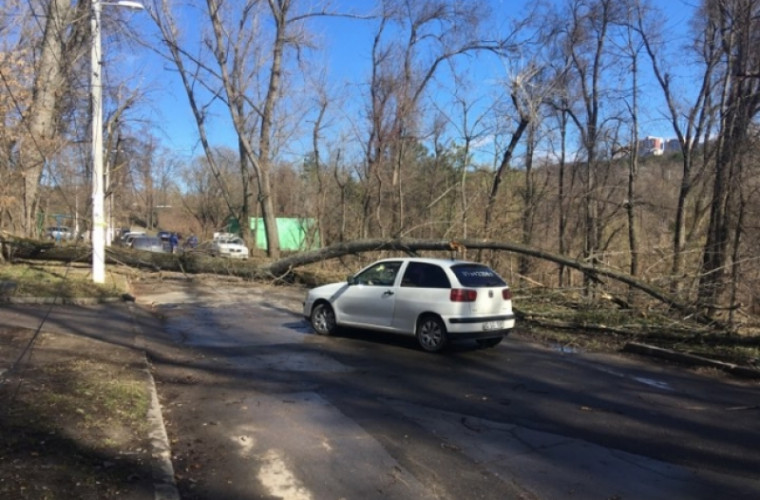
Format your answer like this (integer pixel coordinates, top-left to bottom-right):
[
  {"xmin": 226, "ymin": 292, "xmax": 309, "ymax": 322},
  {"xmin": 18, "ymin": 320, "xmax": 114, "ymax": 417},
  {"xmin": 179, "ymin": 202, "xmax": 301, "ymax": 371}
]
[
  {"xmin": 446, "ymin": 313, "xmax": 515, "ymax": 338},
  {"xmin": 220, "ymin": 252, "xmax": 247, "ymax": 259},
  {"xmin": 448, "ymin": 313, "xmax": 515, "ymax": 325},
  {"xmin": 447, "ymin": 328, "xmax": 513, "ymax": 341}
]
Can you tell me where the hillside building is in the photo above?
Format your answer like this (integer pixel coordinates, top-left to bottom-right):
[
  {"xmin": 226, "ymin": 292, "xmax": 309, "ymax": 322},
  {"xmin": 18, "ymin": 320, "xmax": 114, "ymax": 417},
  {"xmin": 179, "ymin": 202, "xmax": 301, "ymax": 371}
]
[{"xmin": 638, "ymin": 136, "xmax": 664, "ymax": 156}]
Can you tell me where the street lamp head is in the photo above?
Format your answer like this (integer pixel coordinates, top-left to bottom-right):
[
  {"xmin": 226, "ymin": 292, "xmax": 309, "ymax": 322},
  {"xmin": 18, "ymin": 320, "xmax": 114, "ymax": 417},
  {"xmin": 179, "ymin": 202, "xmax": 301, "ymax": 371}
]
[{"xmin": 104, "ymin": 1, "xmax": 145, "ymax": 9}]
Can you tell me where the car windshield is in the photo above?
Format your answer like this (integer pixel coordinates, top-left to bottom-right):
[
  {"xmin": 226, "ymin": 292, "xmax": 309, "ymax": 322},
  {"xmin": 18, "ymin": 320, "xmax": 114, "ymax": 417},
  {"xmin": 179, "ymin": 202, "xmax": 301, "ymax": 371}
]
[{"xmin": 451, "ymin": 264, "xmax": 506, "ymax": 287}]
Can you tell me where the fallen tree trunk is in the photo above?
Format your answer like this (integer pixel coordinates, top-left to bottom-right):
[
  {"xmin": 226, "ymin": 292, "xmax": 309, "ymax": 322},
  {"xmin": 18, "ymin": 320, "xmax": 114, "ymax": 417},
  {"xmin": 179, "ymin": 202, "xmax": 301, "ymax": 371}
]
[
  {"xmin": 4, "ymin": 235, "xmax": 717, "ymax": 326},
  {"xmin": 1, "ymin": 239, "xmax": 274, "ymax": 279}
]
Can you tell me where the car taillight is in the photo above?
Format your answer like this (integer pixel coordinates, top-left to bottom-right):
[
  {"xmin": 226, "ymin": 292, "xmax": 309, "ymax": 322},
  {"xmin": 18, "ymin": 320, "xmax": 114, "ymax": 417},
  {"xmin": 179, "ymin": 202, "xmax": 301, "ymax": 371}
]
[
  {"xmin": 450, "ymin": 289, "xmax": 477, "ymax": 302},
  {"xmin": 502, "ymin": 288, "xmax": 512, "ymax": 300}
]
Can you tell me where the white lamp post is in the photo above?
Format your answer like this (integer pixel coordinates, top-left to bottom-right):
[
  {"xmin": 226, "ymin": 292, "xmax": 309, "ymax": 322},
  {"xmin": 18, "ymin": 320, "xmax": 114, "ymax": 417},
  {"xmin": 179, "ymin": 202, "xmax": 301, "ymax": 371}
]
[{"xmin": 91, "ymin": 0, "xmax": 144, "ymax": 283}]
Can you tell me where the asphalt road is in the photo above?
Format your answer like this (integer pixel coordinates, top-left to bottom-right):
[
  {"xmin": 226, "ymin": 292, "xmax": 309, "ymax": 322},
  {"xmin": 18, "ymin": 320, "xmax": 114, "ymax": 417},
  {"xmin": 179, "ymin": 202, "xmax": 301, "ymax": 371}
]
[{"xmin": 134, "ymin": 279, "xmax": 760, "ymax": 500}]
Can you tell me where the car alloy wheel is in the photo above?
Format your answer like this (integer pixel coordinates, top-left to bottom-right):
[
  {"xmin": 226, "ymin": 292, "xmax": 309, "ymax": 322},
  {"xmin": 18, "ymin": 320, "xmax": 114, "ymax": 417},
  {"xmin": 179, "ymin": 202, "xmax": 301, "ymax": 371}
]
[
  {"xmin": 310, "ymin": 303, "xmax": 336, "ymax": 335},
  {"xmin": 416, "ymin": 315, "xmax": 448, "ymax": 353}
]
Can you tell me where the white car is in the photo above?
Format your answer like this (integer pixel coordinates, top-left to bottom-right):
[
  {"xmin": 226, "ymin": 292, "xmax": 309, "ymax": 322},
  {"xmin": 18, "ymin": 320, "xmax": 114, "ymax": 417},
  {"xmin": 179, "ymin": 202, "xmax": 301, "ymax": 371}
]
[
  {"xmin": 303, "ymin": 257, "xmax": 516, "ymax": 352},
  {"xmin": 45, "ymin": 226, "xmax": 74, "ymax": 240},
  {"xmin": 211, "ymin": 235, "xmax": 249, "ymax": 259}
]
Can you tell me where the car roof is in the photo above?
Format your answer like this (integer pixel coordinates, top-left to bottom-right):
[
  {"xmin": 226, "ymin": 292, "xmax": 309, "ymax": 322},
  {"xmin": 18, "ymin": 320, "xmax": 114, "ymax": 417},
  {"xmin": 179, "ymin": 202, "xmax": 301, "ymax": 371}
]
[{"xmin": 372, "ymin": 257, "xmax": 478, "ymax": 267}]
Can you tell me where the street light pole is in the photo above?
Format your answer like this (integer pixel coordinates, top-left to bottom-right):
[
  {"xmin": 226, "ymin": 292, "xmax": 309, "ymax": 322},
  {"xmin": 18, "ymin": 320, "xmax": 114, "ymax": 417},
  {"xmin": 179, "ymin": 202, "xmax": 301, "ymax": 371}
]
[
  {"xmin": 90, "ymin": 0, "xmax": 144, "ymax": 283},
  {"xmin": 91, "ymin": 0, "xmax": 105, "ymax": 283}
]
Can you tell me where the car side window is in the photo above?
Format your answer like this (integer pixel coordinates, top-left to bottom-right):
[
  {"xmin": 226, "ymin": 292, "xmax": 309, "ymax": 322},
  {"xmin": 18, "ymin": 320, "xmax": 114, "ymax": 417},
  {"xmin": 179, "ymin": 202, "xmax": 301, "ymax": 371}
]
[
  {"xmin": 401, "ymin": 262, "xmax": 424, "ymax": 287},
  {"xmin": 401, "ymin": 263, "xmax": 450, "ymax": 289},
  {"xmin": 355, "ymin": 261, "xmax": 402, "ymax": 286}
]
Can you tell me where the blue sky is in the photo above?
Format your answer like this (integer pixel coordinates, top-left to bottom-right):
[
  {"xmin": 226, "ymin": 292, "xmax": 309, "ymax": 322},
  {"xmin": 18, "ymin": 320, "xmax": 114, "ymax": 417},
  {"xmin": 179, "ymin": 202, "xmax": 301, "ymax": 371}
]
[{"xmin": 115, "ymin": 0, "xmax": 700, "ymax": 165}]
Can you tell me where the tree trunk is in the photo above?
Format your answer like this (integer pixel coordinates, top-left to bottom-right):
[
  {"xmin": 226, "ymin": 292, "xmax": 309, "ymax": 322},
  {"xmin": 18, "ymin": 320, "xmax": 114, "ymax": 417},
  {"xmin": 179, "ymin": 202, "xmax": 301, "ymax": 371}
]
[
  {"xmin": 698, "ymin": 0, "xmax": 760, "ymax": 313},
  {"xmin": 20, "ymin": 0, "xmax": 71, "ymax": 236},
  {"xmin": 519, "ymin": 122, "xmax": 537, "ymax": 284},
  {"xmin": 557, "ymin": 106, "xmax": 569, "ymax": 287},
  {"xmin": 482, "ymin": 114, "xmax": 529, "ymax": 239},
  {"xmin": 627, "ymin": 40, "xmax": 640, "ymax": 304},
  {"xmin": 254, "ymin": 0, "xmax": 288, "ymax": 259}
]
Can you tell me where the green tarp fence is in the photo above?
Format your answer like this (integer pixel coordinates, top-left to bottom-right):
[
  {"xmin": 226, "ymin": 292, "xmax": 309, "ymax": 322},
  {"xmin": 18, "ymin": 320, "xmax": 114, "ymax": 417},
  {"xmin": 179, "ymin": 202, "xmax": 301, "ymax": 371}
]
[{"xmin": 249, "ymin": 217, "xmax": 320, "ymax": 251}]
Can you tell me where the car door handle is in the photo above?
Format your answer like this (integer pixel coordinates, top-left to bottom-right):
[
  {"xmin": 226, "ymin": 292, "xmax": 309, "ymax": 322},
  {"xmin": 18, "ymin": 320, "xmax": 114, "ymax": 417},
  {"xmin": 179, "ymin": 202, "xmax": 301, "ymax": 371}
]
[{"xmin": 383, "ymin": 290, "xmax": 394, "ymax": 296}]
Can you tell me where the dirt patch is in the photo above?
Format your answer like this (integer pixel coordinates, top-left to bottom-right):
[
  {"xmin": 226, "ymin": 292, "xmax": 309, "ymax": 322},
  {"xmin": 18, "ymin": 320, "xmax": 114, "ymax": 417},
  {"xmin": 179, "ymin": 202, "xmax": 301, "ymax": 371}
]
[{"xmin": 0, "ymin": 327, "xmax": 154, "ymax": 499}]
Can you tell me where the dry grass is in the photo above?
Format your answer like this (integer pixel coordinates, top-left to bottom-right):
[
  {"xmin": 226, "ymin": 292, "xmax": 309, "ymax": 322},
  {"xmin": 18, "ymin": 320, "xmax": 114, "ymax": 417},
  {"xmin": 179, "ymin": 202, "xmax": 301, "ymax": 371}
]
[
  {"xmin": 0, "ymin": 330, "xmax": 153, "ymax": 499},
  {"xmin": 514, "ymin": 288, "xmax": 760, "ymax": 367},
  {"xmin": 0, "ymin": 262, "xmax": 128, "ymax": 300}
]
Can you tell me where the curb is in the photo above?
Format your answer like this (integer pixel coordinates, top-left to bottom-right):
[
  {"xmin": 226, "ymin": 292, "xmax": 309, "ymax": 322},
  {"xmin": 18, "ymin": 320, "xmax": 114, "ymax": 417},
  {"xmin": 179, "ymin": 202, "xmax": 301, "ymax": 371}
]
[
  {"xmin": 127, "ymin": 302, "xmax": 179, "ymax": 500},
  {"xmin": 623, "ymin": 342, "xmax": 760, "ymax": 380},
  {"xmin": 144, "ymin": 365, "xmax": 179, "ymax": 500},
  {"xmin": 0, "ymin": 296, "xmax": 126, "ymax": 305}
]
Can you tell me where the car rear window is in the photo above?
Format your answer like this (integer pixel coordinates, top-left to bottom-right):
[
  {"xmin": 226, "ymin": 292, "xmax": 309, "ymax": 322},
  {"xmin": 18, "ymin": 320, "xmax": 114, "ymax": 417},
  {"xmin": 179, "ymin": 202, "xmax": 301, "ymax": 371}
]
[{"xmin": 451, "ymin": 264, "xmax": 507, "ymax": 287}]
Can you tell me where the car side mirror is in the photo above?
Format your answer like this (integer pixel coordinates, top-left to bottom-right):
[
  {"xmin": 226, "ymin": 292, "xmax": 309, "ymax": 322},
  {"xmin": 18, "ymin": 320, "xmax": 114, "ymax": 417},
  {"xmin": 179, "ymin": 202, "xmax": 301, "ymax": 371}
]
[{"xmin": 347, "ymin": 275, "xmax": 356, "ymax": 285}]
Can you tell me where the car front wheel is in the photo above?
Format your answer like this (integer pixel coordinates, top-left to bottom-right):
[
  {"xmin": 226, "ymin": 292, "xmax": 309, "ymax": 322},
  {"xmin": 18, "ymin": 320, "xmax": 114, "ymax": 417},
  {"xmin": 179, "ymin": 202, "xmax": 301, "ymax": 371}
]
[
  {"xmin": 310, "ymin": 302, "xmax": 337, "ymax": 335},
  {"xmin": 416, "ymin": 315, "xmax": 448, "ymax": 353}
]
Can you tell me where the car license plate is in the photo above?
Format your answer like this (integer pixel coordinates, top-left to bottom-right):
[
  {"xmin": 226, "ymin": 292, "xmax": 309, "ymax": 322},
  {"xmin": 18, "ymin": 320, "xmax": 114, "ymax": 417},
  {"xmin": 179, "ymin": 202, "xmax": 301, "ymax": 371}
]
[{"xmin": 483, "ymin": 321, "xmax": 503, "ymax": 331}]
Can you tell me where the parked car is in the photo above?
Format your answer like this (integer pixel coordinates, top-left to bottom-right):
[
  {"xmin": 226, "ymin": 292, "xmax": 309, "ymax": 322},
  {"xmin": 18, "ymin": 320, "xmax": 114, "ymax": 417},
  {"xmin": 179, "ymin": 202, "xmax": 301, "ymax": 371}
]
[
  {"xmin": 130, "ymin": 236, "xmax": 167, "ymax": 253},
  {"xmin": 120, "ymin": 232, "xmax": 146, "ymax": 247},
  {"xmin": 45, "ymin": 226, "xmax": 74, "ymax": 240},
  {"xmin": 303, "ymin": 257, "xmax": 516, "ymax": 352},
  {"xmin": 183, "ymin": 234, "xmax": 199, "ymax": 249},
  {"xmin": 211, "ymin": 234, "xmax": 249, "ymax": 259}
]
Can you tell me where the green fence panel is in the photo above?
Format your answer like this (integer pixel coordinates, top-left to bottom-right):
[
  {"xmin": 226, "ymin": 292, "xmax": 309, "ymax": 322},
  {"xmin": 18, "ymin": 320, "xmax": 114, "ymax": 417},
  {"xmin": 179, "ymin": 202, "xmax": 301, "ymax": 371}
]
[{"xmin": 250, "ymin": 217, "xmax": 320, "ymax": 251}]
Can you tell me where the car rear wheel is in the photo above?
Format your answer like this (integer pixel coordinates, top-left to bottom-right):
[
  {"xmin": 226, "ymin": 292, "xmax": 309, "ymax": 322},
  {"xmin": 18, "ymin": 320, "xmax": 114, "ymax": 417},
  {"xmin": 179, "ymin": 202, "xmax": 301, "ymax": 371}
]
[
  {"xmin": 310, "ymin": 302, "xmax": 337, "ymax": 335},
  {"xmin": 476, "ymin": 337, "xmax": 503, "ymax": 348},
  {"xmin": 416, "ymin": 315, "xmax": 448, "ymax": 353}
]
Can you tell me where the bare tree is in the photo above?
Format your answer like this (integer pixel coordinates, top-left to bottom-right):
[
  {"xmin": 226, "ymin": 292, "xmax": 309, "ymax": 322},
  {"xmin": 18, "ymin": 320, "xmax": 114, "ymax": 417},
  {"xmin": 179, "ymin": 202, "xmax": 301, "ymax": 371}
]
[
  {"xmin": 0, "ymin": 11, "xmax": 35, "ymax": 232},
  {"xmin": 698, "ymin": 0, "xmax": 760, "ymax": 313},
  {"xmin": 542, "ymin": 55, "xmax": 575, "ymax": 287},
  {"xmin": 440, "ymin": 89, "xmax": 494, "ymax": 241},
  {"xmin": 362, "ymin": 0, "xmax": 505, "ymax": 238},
  {"xmin": 181, "ymin": 147, "xmax": 241, "ymax": 236},
  {"xmin": 152, "ymin": 0, "xmax": 365, "ymax": 258},
  {"xmin": 149, "ymin": 0, "xmax": 251, "ymax": 242},
  {"xmin": 555, "ymin": 0, "xmax": 626, "ymax": 294},
  {"xmin": 15, "ymin": 0, "xmax": 88, "ymax": 236},
  {"xmin": 305, "ymin": 85, "xmax": 330, "ymax": 245},
  {"xmin": 612, "ymin": 2, "xmax": 645, "ymax": 302},
  {"xmin": 635, "ymin": 0, "xmax": 718, "ymax": 296},
  {"xmin": 481, "ymin": 69, "xmax": 534, "ymax": 240},
  {"xmin": 0, "ymin": 0, "xmax": 150, "ymax": 239}
]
